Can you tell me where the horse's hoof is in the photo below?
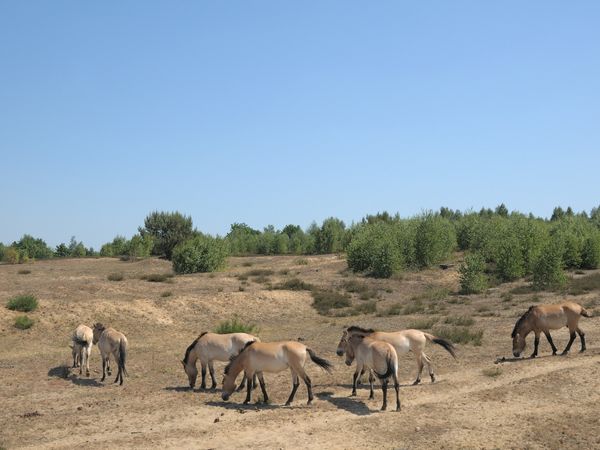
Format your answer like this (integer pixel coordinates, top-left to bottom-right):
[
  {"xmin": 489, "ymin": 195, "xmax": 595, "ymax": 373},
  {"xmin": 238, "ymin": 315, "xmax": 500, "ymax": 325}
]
[
  {"xmin": 552, "ymin": 352, "xmax": 557, "ymax": 356},
  {"xmin": 368, "ymin": 395, "xmax": 374, "ymax": 400},
  {"xmin": 350, "ymin": 393, "xmax": 357, "ymax": 397},
  {"xmin": 381, "ymin": 406, "xmax": 387, "ymax": 411},
  {"xmin": 243, "ymin": 400, "xmax": 250, "ymax": 405},
  {"xmin": 560, "ymin": 351, "xmax": 569, "ymax": 356},
  {"xmin": 430, "ymin": 375, "xmax": 436, "ymax": 383},
  {"xmin": 285, "ymin": 402, "xmax": 291, "ymax": 406},
  {"xmin": 412, "ymin": 379, "xmax": 420, "ymax": 385},
  {"xmin": 396, "ymin": 407, "xmax": 401, "ymax": 412},
  {"xmin": 210, "ymin": 385, "xmax": 217, "ymax": 390},
  {"xmin": 580, "ymin": 349, "xmax": 586, "ymax": 353},
  {"xmin": 307, "ymin": 400, "xmax": 313, "ymax": 405}
]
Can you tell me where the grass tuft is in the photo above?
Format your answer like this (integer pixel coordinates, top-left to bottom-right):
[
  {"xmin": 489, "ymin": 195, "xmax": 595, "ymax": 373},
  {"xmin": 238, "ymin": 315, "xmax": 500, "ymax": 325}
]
[
  {"xmin": 482, "ymin": 367, "xmax": 502, "ymax": 378},
  {"xmin": 406, "ymin": 318, "xmax": 438, "ymax": 329},
  {"xmin": 444, "ymin": 316, "xmax": 475, "ymax": 327},
  {"xmin": 141, "ymin": 273, "xmax": 175, "ymax": 282},
  {"xmin": 311, "ymin": 289, "xmax": 351, "ymax": 315},
  {"xmin": 568, "ymin": 273, "xmax": 600, "ymax": 295},
  {"xmin": 6, "ymin": 294, "xmax": 38, "ymax": 312},
  {"xmin": 433, "ymin": 325, "xmax": 483, "ymax": 346},
  {"xmin": 215, "ymin": 317, "xmax": 257, "ymax": 334},
  {"xmin": 107, "ymin": 272, "xmax": 124, "ymax": 282},
  {"xmin": 14, "ymin": 315, "xmax": 34, "ymax": 330},
  {"xmin": 160, "ymin": 291, "xmax": 173, "ymax": 298},
  {"xmin": 18, "ymin": 269, "xmax": 32, "ymax": 275},
  {"xmin": 273, "ymin": 278, "xmax": 314, "ymax": 291}
]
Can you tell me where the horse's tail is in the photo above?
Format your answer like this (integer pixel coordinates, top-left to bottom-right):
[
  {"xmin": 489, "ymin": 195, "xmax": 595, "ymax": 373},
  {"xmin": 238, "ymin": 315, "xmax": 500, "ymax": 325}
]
[
  {"xmin": 581, "ymin": 308, "xmax": 592, "ymax": 318},
  {"xmin": 72, "ymin": 336, "xmax": 88, "ymax": 347},
  {"xmin": 374, "ymin": 356, "xmax": 395, "ymax": 380},
  {"xmin": 424, "ymin": 333, "xmax": 457, "ymax": 359},
  {"xmin": 119, "ymin": 339, "xmax": 128, "ymax": 377},
  {"xmin": 307, "ymin": 348, "xmax": 333, "ymax": 374}
]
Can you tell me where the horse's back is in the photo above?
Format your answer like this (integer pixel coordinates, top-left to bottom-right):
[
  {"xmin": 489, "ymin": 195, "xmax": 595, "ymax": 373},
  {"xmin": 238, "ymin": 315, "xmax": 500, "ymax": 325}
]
[
  {"xmin": 99, "ymin": 328, "xmax": 127, "ymax": 353},
  {"xmin": 373, "ymin": 330, "xmax": 414, "ymax": 354},
  {"xmin": 73, "ymin": 324, "xmax": 93, "ymax": 345},
  {"xmin": 249, "ymin": 341, "xmax": 298, "ymax": 372}
]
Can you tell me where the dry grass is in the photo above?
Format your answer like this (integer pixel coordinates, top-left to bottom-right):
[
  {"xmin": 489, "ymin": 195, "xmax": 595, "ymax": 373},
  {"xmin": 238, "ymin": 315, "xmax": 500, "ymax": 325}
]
[
  {"xmin": 568, "ymin": 273, "xmax": 600, "ymax": 295},
  {"xmin": 107, "ymin": 272, "xmax": 124, "ymax": 281}
]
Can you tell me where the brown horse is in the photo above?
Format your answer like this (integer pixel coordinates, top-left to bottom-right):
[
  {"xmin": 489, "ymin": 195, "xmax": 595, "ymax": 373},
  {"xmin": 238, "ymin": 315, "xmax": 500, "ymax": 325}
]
[
  {"xmin": 221, "ymin": 340, "xmax": 333, "ymax": 406},
  {"xmin": 343, "ymin": 333, "xmax": 401, "ymax": 411},
  {"xmin": 512, "ymin": 302, "xmax": 591, "ymax": 358},
  {"xmin": 92, "ymin": 323, "xmax": 128, "ymax": 385},
  {"xmin": 71, "ymin": 324, "xmax": 93, "ymax": 377}
]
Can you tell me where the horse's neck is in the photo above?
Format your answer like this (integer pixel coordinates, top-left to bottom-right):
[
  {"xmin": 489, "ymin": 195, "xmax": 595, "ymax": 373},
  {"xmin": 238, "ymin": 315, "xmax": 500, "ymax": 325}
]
[
  {"xmin": 229, "ymin": 352, "xmax": 247, "ymax": 378},
  {"xmin": 519, "ymin": 322, "xmax": 533, "ymax": 337},
  {"xmin": 188, "ymin": 346, "xmax": 200, "ymax": 366}
]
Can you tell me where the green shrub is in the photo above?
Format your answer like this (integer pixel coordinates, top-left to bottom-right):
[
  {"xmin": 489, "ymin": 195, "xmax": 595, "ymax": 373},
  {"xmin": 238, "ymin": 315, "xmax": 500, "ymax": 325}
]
[
  {"xmin": 273, "ymin": 278, "xmax": 314, "ymax": 291},
  {"xmin": 13, "ymin": 234, "xmax": 53, "ymax": 260},
  {"xmin": 214, "ymin": 317, "xmax": 257, "ymax": 334},
  {"xmin": 316, "ymin": 217, "xmax": 347, "ymax": 254},
  {"xmin": 6, "ymin": 294, "xmax": 38, "ymax": 312},
  {"xmin": 495, "ymin": 234, "xmax": 525, "ymax": 281},
  {"xmin": 459, "ymin": 253, "xmax": 487, "ymax": 294},
  {"xmin": 14, "ymin": 315, "xmax": 34, "ymax": 330},
  {"xmin": 351, "ymin": 300, "xmax": 377, "ymax": 315},
  {"xmin": 245, "ymin": 269, "xmax": 274, "ymax": 277},
  {"xmin": 139, "ymin": 211, "xmax": 194, "ymax": 260},
  {"xmin": 172, "ymin": 235, "xmax": 229, "ymax": 274},
  {"xmin": 18, "ymin": 269, "xmax": 32, "ymax": 275},
  {"xmin": 107, "ymin": 272, "xmax": 124, "ymax": 281},
  {"xmin": 581, "ymin": 235, "xmax": 600, "ymax": 269},
  {"xmin": 444, "ymin": 316, "xmax": 475, "ymax": 326},
  {"xmin": 533, "ymin": 239, "xmax": 566, "ymax": 290},
  {"xmin": 161, "ymin": 291, "xmax": 173, "ymax": 298},
  {"xmin": 347, "ymin": 222, "xmax": 403, "ymax": 278},
  {"xmin": 311, "ymin": 289, "xmax": 351, "ymax": 315},
  {"xmin": 433, "ymin": 325, "xmax": 483, "ymax": 346},
  {"xmin": 3, "ymin": 246, "xmax": 20, "ymax": 264},
  {"xmin": 377, "ymin": 303, "xmax": 404, "ymax": 316},
  {"xmin": 414, "ymin": 214, "xmax": 456, "ymax": 268},
  {"xmin": 125, "ymin": 234, "xmax": 154, "ymax": 260}
]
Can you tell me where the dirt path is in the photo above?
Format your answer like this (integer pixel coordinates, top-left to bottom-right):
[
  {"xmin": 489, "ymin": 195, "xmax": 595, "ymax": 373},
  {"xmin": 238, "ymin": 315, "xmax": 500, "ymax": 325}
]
[{"xmin": 1, "ymin": 257, "xmax": 599, "ymax": 449}]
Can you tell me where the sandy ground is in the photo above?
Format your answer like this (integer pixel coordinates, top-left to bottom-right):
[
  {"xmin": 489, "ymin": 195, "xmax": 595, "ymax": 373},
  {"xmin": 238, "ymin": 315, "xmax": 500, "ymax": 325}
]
[{"xmin": 1, "ymin": 255, "xmax": 599, "ymax": 449}]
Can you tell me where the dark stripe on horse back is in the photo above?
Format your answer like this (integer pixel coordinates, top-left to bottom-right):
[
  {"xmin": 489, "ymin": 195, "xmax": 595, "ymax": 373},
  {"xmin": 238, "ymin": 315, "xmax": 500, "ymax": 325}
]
[{"xmin": 183, "ymin": 332, "xmax": 208, "ymax": 365}]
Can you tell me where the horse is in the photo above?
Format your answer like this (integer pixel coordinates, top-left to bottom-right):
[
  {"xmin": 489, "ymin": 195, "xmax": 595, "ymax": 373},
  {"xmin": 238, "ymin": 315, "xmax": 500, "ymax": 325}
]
[
  {"xmin": 336, "ymin": 326, "xmax": 456, "ymax": 385},
  {"xmin": 342, "ymin": 332, "xmax": 401, "ymax": 411},
  {"xmin": 71, "ymin": 324, "xmax": 93, "ymax": 377},
  {"xmin": 221, "ymin": 340, "xmax": 333, "ymax": 406},
  {"xmin": 181, "ymin": 332, "xmax": 260, "ymax": 390},
  {"xmin": 512, "ymin": 302, "xmax": 591, "ymax": 358},
  {"xmin": 92, "ymin": 323, "xmax": 128, "ymax": 385}
]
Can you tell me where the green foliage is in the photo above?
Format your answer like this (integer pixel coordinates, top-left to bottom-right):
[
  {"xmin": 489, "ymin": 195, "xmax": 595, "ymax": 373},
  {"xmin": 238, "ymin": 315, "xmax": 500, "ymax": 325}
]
[
  {"xmin": 13, "ymin": 234, "xmax": 53, "ymax": 260},
  {"xmin": 316, "ymin": 217, "xmax": 347, "ymax": 254},
  {"xmin": 214, "ymin": 317, "xmax": 257, "ymax": 334},
  {"xmin": 125, "ymin": 234, "xmax": 154, "ymax": 260},
  {"xmin": 581, "ymin": 234, "xmax": 600, "ymax": 269},
  {"xmin": 3, "ymin": 246, "xmax": 20, "ymax": 264},
  {"xmin": 139, "ymin": 211, "xmax": 194, "ymax": 260},
  {"xmin": 54, "ymin": 243, "xmax": 70, "ymax": 257},
  {"xmin": 274, "ymin": 278, "xmax": 314, "ymax": 291},
  {"xmin": 227, "ymin": 223, "xmax": 261, "ymax": 255},
  {"xmin": 495, "ymin": 233, "xmax": 525, "ymax": 281},
  {"xmin": 311, "ymin": 289, "xmax": 351, "ymax": 315},
  {"xmin": 459, "ymin": 253, "xmax": 487, "ymax": 294},
  {"xmin": 533, "ymin": 239, "xmax": 566, "ymax": 290},
  {"xmin": 433, "ymin": 325, "xmax": 483, "ymax": 346},
  {"xmin": 14, "ymin": 315, "xmax": 34, "ymax": 330},
  {"xmin": 414, "ymin": 214, "xmax": 457, "ymax": 268},
  {"xmin": 172, "ymin": 235, "xmax": 229, "ymax": 274},
  {"xmin": 347, "ymin": 222, "xmax": 404, "ymax": 278},
  {"xmin": 6, "ymin": 294, "xmax": 38, "ymax": 312}
]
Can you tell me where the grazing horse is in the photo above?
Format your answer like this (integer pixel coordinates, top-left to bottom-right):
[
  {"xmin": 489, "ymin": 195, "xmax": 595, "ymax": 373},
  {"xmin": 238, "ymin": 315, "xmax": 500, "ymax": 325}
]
[
  {"xmin": 343, "ymin": 333, "xmax": 401, "ymax": 411},
  {"xmin": 221, "ymin": 340, "xmax": 333, "ymax": 406},
  {"xmin": 337, "ymin": 326, "xmax": 456, "ymax": 385},
  {"xmin": 72, "ymin": 324, "xmax": 93, "ymax": 377},
  {"xmin": 512, "ymin": 302, "xmax": 591, "ymax": 358},
  {"xmin": 181, "ymin": 332, "xmax": 260, "ymax": 390},
  {"xmin": 92, "ymin": 323, "xmax": 128, "ymax": 385}
]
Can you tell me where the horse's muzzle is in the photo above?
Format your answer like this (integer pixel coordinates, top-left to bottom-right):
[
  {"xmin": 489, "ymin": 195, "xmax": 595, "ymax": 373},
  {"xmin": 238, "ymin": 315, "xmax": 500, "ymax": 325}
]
[
  {"xmin": 513, "ymin": 352, "xmax": 520, "ymax": 358},
  {"xmin": 336, "ymin": 350, "xmax": 343, "ymax": 357},
  {"xmin": 345, "ymin": 361, "xmax": 352, "ymax": 366},
  {"xmin": 221, "ymin": 392, "xmax": 230, "ymax": 401}
]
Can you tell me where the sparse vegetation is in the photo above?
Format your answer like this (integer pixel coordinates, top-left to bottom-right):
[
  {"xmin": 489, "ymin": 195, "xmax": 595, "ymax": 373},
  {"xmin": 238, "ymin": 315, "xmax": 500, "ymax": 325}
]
[
  {"xmin": 214, "ymin": 317, "xmax": 257, "ymax": 334},
  {"xmin": 107, "ymin": 272, "xmax": 124, "ymax": 282},
  {"xmin": 482, "ymin": 367, "xmax": 502, "ymax": 377},
  {"xmin": 433, "ymin": 325, "xmax": 483, "ymax": 346},
  {"xmin": 444, "ymin": 316, "xmax": 475, "ymax": 326},
  {"xmin": 350, "ymin": 300, "xmax": 377, "ymax": 315},
  {"xmin": 18, "ymin": 269, "xmax": 32, "ymax": 275},
  {"xmin": 273, "ymin": 278, "xmax": 314, "ymax": 291},
  {"xmin": 406, "ymin": 318, "xmax": 438, "ymax": 329},
  {"xmin": 160, "ymin": 291, "xmax": 173, "ymax": 298},
  {"xmin": 568, "ymin": 273, "xmax": 600, "ymax": 295},
  {"xmin": 311, "ymin": 289, "xmax": 351, "ymax": 315},
  {"xmin": 295, "ymin": 258, "xmax": 309, "ymax": 265},
  {"xmin": 6, "ymin": 294, "xmax": 38, "ymax": 312},
  {"xmin": 141, "ymin": 273, "xmax": 175, "ymax": 283},
  {"xmin": 14, "ymin": 315, "xmax": 34, "ymax": 330}
]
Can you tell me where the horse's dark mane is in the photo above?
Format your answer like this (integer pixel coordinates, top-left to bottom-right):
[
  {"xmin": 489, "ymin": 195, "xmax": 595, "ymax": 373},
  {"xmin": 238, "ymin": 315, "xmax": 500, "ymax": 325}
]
[
  {"xmin": 183, "ymin": 332, "xmax": 208, "ymax": 365},
  {"xmin": 511, "ymin": 306, "xmax": 535, "ymax": 338},
  {"xmin": 347, "ymin": 325, "xmax": 375, "ymax": 335},
  {"xmin": 224, "ymin": 340, "xmax": 256, "ymax": 375}
]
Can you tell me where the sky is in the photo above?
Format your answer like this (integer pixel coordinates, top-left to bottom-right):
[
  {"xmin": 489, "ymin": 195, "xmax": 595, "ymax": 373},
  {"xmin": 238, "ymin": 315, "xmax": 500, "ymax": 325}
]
[{"xmin": 1, "ymin": 2, "xmax": 599, "ymax": 249}]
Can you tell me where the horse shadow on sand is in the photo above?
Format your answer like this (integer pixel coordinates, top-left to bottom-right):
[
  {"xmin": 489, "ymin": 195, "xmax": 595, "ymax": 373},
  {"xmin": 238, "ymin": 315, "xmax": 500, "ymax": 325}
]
[
  {"xmin": 316, "ymin": 391, "xmax": 372, "ymax": 416},
  {"xmin": 47, "ymin": 365, "xmax": 103, "ymax": 387},
  {"xmin": 205, "ymin": 400, "xmax": 280, "ymax": 411}
]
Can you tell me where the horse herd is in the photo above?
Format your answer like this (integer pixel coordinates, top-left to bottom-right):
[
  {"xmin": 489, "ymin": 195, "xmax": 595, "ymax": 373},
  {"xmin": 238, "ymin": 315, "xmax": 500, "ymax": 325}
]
[{"xmin": 69, "ymin": 301, "xmax": 591, "ymax": 412}]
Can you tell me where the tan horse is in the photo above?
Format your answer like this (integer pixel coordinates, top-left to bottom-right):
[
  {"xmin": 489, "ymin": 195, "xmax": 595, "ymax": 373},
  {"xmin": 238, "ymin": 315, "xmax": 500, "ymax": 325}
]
[
  {"xmin": 92, "ymin": 323, "xmax": 128, "ymax": 385},
  {"xmin": 512, "ymin": 302, "xmax": 591, "ymax": 358},
  {"xmin": 72, "ymin": 324, "xmax": 93, "ymax": 376},
  {"xmin": 337, "ymin": 326, "xmax": 456, "ymax": 384},
  {"xmin": 181, "ymin": 332, "xmax": 260, "ymax": 390},
  {"xmin": 343, "ymin": 333, "xmax": 401, "ymax": 411},
  {"xmin": 221, "ymin": 340, "xmax": 333, "ymax": 406}
]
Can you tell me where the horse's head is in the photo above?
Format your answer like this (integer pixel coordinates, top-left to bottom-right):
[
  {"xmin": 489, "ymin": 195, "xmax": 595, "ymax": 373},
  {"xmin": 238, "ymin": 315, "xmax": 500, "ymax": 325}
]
[
  {"xmin": 336, "ymin": 330, "xmax": 348, "ymax": 357},
  {"xmin": 512, "ymin": 332, "xmax": 526, "ymax": 357},
  {"xmin": 345, "ymin": 334, "xmax": 364, "ymax": 366},
  {"xmin": 221, "ymin": 356, "xmax": 239, "ymax": 401},
  {"xmin": 92, "ymin": 323, "xmax": 105, "ymax": 345},
  {"xmin": 181, "ymin": 359, "xmax": 197, "ymax": 389}
]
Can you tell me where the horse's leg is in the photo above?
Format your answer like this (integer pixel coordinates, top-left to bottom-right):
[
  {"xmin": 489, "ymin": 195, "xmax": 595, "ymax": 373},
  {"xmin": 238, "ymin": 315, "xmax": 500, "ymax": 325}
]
[
  {"xmin": 237, "ymin": 373, "xmax": 247, "ymax": 391},
  {"xmin": 358, "ymin": 367, "xmax": 366, "ymax": 385},
  {"xmin": 114, "ymin": 351, "xmax": 122, "ymax": 384},
  {"xmin": 576, "ymin": 327, "xmax": 586, "ymax": 352},
  {"xmin": 561, "ymin": 330, "xmax": 577, "ymax": 355},
  {"xmin": 101, "ymin": 355, "xmax": 106, "ymax": 382},
  {"xmin": 257, "ymin": 372, "xmax": 268, "ymax": 403},
  {"xmin": 413, "ymin": 353, "xmax": 424, "ymax": 385},
  {"xmin": 72, "ymin": 346, "xmax": 77, "ymax": 368},
  {"xmin": 243, "ymin": 372, "xmax": 254, "ymax": 404},
  {"xmin": 86, "ymin": 345, "xmax": 91, "ymax": 377},
  {"xmin": 106, "ymin": 356, "xmax": 111, "ymax": 376},
  {"xmin": 543, "ymin": 331, "xmax": 558, "ymax": 355},
  {"xmin": 79, "ymin": 347, "xmax": 84, "ymax": 375},
  {"xmin": 381, "ymin": 378, "xmax": 388, "ymax": 411},
  {"xmin": 530, "ymin": 331, "xmax": 540, "ymax": 358},
  {"xmin": 294, "ymin": 365, "xmax": 313, "ymax": 405},
  {"xmin": 393, "ymin": 373, "xmax": 401, "ymax": 412},
  {"xmin": 368, "ymin": 370, "xmax": 375, "ymax": 400},
  {"xmin": 200, "ymin": 362, "xmax": 207, "ymax": 390},
  {"xmin": 208, "ymin": 361, "xmax": 217, "ymax": 390},
  {"xmin": 351, "ymin": 367, "xmax": 361, "ymax": 396},
  {"xmin": 423, "ymin": 353, "xmax": 435, "ymax": 383},
  {"xmin": 252, "ymin": 373, "xmax": 258, "ymax": 390},
  {"xmin": 285, "ymin": 372, "xmax": 300, "ymax": 406}
]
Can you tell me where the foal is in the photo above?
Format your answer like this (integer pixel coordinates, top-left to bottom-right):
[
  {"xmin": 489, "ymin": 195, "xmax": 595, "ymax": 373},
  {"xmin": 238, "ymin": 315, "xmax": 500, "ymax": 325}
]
[
  {"xmin": 221, "ymin": 340, "xmax": 333, "ymax": 406},
  {"xmin": 71, "ymin": 324, "xmax": 93, "ymax": 377},
  {"xmin": 92, "ymin": 323, "xmax": 128, "ymax": 385},
  {"xmin": 512, "ymin": 302, "xmax": 591, "ymax": 358},
  {"xmin": 343, "ymin": 332, "xmax": 401, "ymax": 411},
  {"xmin": 181, "ymin": 332, "xmax": 260, "ymax": 390}
]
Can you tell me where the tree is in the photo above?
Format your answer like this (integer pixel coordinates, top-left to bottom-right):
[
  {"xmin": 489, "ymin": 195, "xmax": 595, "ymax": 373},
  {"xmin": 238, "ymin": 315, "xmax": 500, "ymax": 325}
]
[
  {"xmin": 459, "ymin": 253, "xmax": 487, "ymax": 294},
  {"xmin": 495, "ymin": 203, "xmax": 509, "ymax": 217},
  {"xmin": 172, "ymin": 235, "xmax": 229, "ymax": 274},
  {"xmin": 316, "ymin": 217, "xmax": 346, "ymax": 254},
  {"xmin": 13, "ymin": 235, "xmax": 53, "ymax": 259},
  {"xmin": 139, "ymin": 211, "xmax": 194, "ymax": 259},
  {"xmin": 55, "ymin": 243, "xmax": 70, "ymax": 257}
]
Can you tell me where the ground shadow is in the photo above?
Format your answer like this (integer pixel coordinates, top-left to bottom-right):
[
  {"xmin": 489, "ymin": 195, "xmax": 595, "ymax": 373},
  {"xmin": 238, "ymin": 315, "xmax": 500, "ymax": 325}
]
[
  {"xmin": 68, "ymin": 375, "xmax": 103, "ymax": 387},
  {"xmin": 47, "ymin": 365, "xmax": 103, "ymax": 387},
  {"xmin": 495, "ymin": 354, "xmax": 555, "ymax": 364},
  {"xmin": 316, "ymin": 391, "xmax": 372, "ymax": 416},
  {"xmin": 164, "ymin": 386, "xmax": 194, "ymax": 392},
  {"xmin": 205, "ymin": 400, "xmax": 280, "ymax": 411},
  {"xmin": 47, "ymin": 365, "xmax": 70, "ymax": 379}
]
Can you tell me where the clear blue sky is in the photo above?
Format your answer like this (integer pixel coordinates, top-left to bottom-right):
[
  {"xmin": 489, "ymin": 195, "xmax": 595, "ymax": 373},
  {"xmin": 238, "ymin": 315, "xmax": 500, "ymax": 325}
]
[{"xmin": 1, "ymin": 2, "xmax": 599, "ymax": 249}]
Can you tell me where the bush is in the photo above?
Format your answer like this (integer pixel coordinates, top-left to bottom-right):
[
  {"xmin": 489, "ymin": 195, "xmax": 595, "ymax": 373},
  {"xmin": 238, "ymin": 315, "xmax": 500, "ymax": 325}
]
[
  {"xmin": 581, "ymin": 235, "xmax": 600, "ymax": 269},
  {"xmin": 141, "ymin": 273, "xmax": 174, "ymax": 282},
  {"xmin": 533, "ymin": 239, "xmax": 566, "ymax": 290},
  {"xmin": 13, "ymin": 234, "xmax": 53, "ymax": 260},
  {"xmin": 495, "ymin": 234, "xmax": 525, "ymax": 281},
  {"xmin": 100, "ymin": 235, "xmax": 129, "ymax": 257},
  {"xmin": 14, "ymin": 315, "xmax": 34, "ymax": 330},
  {"xmin": 414, "ymin": 214, "xmax": 456, "ymax": 268},
  {"xmin": 107, "ymin": 272, "xmax": 124, "ymax": 281},
  {"xmin": 351, "ymin": 300, "xmax": 377, "ymax": 315},
  {"xmin": 273, "ymin": 278, "xmax": 314, "ymax": 291},
  {"xmin": 215, "ymin": 317, "xmax": 257, "ymax": 334},
  {"xmin": 316, "ymin": 218, "xmax": 347, "ymax": 254},
  {"xmin": 172, "ymin": 235, "xmax": 229, "ymax": 274},
  {"xmin": 139, "ymin": 211, "xmax": 194, "ymax": 260},
  {"xmin": 311, "ymin": 289, "xmax": 351, "ymax": 315},
  {"xmin": 347, "ymin": 222, "xmax": 403, "ymax": 278},
  {"xmin": 459, "ymin": 253, "xmax": 487, "ymax": 294},
  {"xmin": 433, "ymin": 325, "xmax": 483, "ymax": 346},
  {"xmin": 6, "ymin": 294, "xmax": 38, "ymax": 312},
  {"xmin": 125, "ymin": 234, "xmax": 154, "ymax": 260},
  {"xmin": 3, "ymin": 246, "xmax": 20, "ymax": 264}
]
